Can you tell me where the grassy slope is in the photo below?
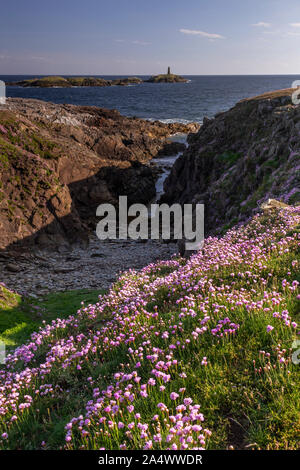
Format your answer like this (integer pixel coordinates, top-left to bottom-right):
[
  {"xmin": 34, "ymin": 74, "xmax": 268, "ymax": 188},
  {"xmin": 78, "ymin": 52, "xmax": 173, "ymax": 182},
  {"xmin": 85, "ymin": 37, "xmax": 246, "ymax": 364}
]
[
  {"xmin": 0, "ymin": 208, "xmax": 299, "ymax": 451},
  {"xmin": 0, "ymin": 288, "xmax": 106, "ymax": 351}
]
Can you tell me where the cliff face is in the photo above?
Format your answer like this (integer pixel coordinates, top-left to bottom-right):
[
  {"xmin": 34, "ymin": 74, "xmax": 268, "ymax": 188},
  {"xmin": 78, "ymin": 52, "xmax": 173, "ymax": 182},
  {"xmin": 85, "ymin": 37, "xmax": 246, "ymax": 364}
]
[
  {"xmin": 0, "ymin": 98, "xmax": 198, "ymax": 250},
  {"xmin": 162, "ymin": 89, "xmax": 300, "ymax": 234}
]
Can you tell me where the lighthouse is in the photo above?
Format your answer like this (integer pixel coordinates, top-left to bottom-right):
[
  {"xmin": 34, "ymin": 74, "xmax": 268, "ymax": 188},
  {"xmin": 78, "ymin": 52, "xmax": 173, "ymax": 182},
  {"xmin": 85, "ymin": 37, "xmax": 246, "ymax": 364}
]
[{"xmin": 167, "ymin": 66, "xmax": 171, "ymax": 75}]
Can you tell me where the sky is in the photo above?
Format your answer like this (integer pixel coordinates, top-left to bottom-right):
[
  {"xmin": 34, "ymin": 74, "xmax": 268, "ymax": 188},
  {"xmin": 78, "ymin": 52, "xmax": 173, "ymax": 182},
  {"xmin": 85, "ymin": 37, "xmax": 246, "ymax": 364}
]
[{"xmin": 1, "ymin": 0, "xmax": 300, "ymax": 75}]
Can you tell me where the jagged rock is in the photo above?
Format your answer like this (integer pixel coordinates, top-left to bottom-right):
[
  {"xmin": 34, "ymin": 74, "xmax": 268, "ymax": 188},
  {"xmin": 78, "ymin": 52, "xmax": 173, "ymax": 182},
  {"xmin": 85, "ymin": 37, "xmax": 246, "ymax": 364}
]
[
  {"xmin": 156, "ymin": 141, "xmax": 186, "ymax": 156},
  {"xmin": 161, "ymin": 89, "xmax": 300, "ymax": 234}
]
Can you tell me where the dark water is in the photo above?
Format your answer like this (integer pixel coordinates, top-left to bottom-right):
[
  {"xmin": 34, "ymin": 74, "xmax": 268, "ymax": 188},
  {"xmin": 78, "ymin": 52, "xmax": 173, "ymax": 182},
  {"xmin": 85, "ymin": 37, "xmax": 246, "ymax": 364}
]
[{"xmin": 1, "ymin": 75, "xmax": 299, "ymax": 123}]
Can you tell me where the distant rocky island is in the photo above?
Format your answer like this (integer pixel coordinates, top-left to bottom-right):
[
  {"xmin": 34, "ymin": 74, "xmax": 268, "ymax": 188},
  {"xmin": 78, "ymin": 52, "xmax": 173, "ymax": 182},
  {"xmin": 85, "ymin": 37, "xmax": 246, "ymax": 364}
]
[
  {"xmin": 8, "ymin": 68, "xmax": 188, "ymax": 87},
  {"xmin": 8, "ymin": 76, "xmax": 143, "ymax": 88},
  {"xmin": 145, "ymin": 67, "xmax": 188, "ymax": 83}
]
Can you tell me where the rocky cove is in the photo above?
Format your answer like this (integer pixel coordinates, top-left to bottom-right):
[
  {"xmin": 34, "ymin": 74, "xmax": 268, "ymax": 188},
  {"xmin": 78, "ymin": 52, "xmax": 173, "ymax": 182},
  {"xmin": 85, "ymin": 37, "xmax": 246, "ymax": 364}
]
[
  {"xmin": 0, "ymin": 98, "xmax": 194, "ymax": 295},
  {"xmin": 1, "ymin": 89, "xmax": 300, "ymax": 297}
]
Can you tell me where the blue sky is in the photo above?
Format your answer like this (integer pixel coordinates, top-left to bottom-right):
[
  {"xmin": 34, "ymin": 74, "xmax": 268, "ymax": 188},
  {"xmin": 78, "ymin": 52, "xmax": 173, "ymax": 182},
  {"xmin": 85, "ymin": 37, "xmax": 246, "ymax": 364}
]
[{"xmin": 1, "ymin": 0, "xmax": 300, "ymax": 74}]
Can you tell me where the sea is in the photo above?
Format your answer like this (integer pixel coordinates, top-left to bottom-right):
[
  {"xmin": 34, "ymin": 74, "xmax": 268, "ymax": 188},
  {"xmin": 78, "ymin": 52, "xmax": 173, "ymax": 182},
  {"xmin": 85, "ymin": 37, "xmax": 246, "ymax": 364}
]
[{"xmin": 1, "ymin": 75, "xmax": 299, "ymax": 124}]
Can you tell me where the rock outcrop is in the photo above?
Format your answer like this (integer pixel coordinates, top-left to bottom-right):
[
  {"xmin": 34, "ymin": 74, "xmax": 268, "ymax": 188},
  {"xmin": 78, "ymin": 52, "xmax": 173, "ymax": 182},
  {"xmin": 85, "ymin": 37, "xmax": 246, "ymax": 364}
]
[
  {"xmin": 0, "ymin": 98, "xmax": 198, "ymax": 250},
  {"xmin": 145, "ymin": 73, "xmax": 188, "ymax": 83},
  {"xmin": 111, "ymin": 77, "xmax": 143, "ymax": 86},
  {"xmin": 161, "ymin": 89, "xmax": 300, "ymax": 234}
]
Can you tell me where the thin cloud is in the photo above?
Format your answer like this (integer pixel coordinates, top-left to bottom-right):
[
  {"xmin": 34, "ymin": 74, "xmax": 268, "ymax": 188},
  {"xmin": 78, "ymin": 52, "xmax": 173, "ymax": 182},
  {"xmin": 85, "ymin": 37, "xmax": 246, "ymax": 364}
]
[
  {"xmin": 289, "ymin": 23, "xmax": 300, "ymax": 27},
  {"xmin": 0, "ymin": 54, "xmax": 49, "ymax": 61},
  {"xmin": 179, "ymin": 28, "xmax": 224, "ymax": 39},
  {"xmin": 287, "ymin": 31, "xmax": 300, "ymax": 36},
  {"xmin": 262, "ymin": 29, "xmax": 281, "ymax": 35},
  {"xmin": 30, "ymin": 56, "xmax": 49, "ymax": 61},
  {"xmin": 115, "ymin": 39, "xmax": 151, "ymax": 46},
  {"xmin": 252, "ymin": 22, "xmax": 271, "ymax": 28},
  {"xmin": 132, "ymin": 40, "xmax": 151, "ymax": 46}
]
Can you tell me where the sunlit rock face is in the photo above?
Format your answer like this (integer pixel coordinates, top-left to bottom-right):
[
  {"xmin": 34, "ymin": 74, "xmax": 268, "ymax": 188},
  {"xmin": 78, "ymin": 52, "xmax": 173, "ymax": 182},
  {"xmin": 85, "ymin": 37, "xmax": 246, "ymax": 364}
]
[
  {"xmin": 0, "ymin": 98, "xmax": 198, "ymax": 250},
  {"xmin": 162, "ymin": 89, "xmax": 300, "ymax": 235}
]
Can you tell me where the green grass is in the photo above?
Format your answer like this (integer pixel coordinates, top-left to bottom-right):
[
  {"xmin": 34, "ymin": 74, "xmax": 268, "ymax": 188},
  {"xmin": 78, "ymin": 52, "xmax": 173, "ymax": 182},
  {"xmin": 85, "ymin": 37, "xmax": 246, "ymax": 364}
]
[{"xmin": 0, "ymin": 287, "xmax": 106, "ymax": 351}]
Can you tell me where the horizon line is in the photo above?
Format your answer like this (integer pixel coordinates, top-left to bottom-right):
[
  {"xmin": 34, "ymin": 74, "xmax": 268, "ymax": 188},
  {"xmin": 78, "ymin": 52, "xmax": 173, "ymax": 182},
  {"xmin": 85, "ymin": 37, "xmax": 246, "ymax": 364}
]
[{"xmin": 1, "ymin": 73, "xmax": 300, "ymax": 77}]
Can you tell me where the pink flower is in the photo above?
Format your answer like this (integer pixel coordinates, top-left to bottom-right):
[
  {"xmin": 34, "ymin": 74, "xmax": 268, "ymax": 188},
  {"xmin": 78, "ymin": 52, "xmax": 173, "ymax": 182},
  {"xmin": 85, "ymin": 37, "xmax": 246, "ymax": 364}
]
[{"xmin": 170, "ymin": 392, "xmax": 179, "ymax": 400}]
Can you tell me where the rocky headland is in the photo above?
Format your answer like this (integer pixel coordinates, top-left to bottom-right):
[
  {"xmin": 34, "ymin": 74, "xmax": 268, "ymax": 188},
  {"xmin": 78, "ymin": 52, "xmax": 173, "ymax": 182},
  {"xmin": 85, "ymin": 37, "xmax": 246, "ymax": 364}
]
[
  {"xmin": 0, "ymin": 98, "xmax": 198, "ymax": 251},
  {"xmin": 161, "ymin": 88, "xmax": 300, "ymax": 234}
]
